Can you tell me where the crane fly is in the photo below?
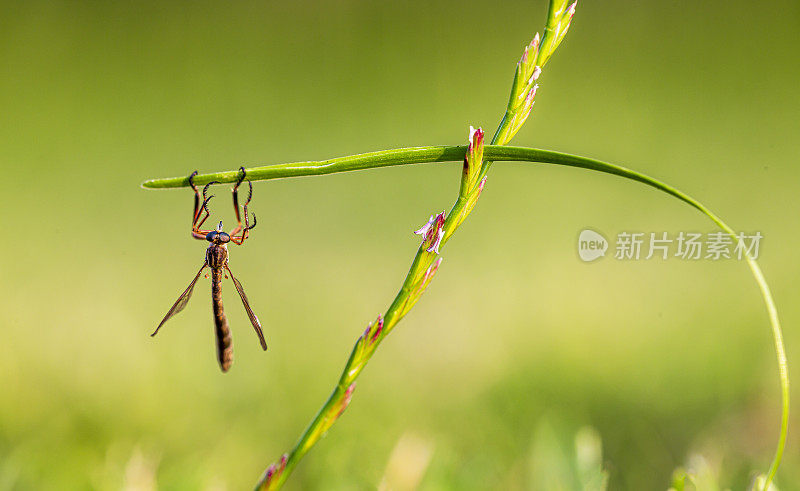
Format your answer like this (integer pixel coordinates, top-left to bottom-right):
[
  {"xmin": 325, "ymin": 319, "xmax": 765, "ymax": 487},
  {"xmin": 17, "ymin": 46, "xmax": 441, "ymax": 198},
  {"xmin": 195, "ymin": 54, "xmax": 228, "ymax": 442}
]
[{"xmin": 152, "ymin": 167, "xmax": 267, "ymax": 372}]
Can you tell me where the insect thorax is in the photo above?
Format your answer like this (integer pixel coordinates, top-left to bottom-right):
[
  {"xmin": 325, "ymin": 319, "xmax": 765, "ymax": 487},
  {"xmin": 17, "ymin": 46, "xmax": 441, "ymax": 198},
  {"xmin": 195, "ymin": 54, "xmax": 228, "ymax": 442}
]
[{"xmin": 206, "ymin": 243, "xmax": 229, "ymax": 269}]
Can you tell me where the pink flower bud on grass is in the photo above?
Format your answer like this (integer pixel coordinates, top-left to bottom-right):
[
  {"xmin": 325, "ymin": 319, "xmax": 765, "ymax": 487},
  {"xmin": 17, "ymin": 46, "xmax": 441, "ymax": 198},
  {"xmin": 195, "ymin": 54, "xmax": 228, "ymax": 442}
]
[
  {"xmin": 363, "ymin": 315, "xmax": 384, "ymax": 345},
  {"xmin": 543, "ymin": 0, "xmax": 577, "ymax": 65},
  {"xmin": 416, "ymin": 257, "xmax": 442, "ymax": 296},
  {"xmin": 519, "ymin": 33, "xmax": 541, "ymax": 71},
  {"xmin": 317, "ymin": 383, "xmax": 358, "ymax": 437},
  {"xmin": 558, "ymin": 1, "xmax": 577, "ymax": 41},
  {"xmin": 398, "ymin": 257, "xmax": 443, "ymax": 318},
  {"xmin": 413, "ymin": 214, "xmax": 435, "ymax": 237},
  {"xmin": 461, "ymin": 126, "xmax": 485, "ymax": 196},
  {"xmin": 337, "ymin": 383, "xmax": 356, "ymax": 419},
  {"xmin": 428, "ymin": 227, "xmax": 444, "ymax": 254},
  {"xmin": 414, "ymin": 212, "xmax": 446, "ymax": 255},
  {"xmin": 261, "ymin": 453, "xmax": 289, "ymax": 488}
]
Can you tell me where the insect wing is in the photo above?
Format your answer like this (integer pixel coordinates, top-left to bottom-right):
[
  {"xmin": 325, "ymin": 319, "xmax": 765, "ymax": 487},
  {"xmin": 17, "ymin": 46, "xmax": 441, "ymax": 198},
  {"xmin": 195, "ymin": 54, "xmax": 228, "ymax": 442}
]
[
  {"xmin": 152, "ymin": 264, "xmax": 206, "ymax": 336},
  {"xmin": 226, "ymin": 265, "xmax": 267, "ymax": 350}
]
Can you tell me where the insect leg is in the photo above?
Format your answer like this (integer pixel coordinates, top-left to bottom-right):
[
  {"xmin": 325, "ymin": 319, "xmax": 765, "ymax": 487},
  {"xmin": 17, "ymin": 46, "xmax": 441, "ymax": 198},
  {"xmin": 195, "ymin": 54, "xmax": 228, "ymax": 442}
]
[
  {"xmin": 189, "ymin": 170, "xmax": 202, "ymax": 227},
  {"xmin": 192, "ymin": 180, "xmax": 219, "ymax": 239},
  {"xmin": 230, "ymin": 167, "xmax": 256, "ymax": 244}
]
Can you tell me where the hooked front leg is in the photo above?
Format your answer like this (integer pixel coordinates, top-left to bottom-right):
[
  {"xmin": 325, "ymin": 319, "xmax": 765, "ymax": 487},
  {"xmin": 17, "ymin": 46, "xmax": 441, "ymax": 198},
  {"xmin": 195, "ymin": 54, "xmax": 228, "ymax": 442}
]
[
  {"xmin": 190, "ymin": 172, "xmax": 219, "ymax": 240},
  {"xmin": 230, "ymin": 167, "xmax": 257, "ymax": 245},
  {"xmin": 188, "ymin": 171, "xmax": 202, "ymax": 227}
]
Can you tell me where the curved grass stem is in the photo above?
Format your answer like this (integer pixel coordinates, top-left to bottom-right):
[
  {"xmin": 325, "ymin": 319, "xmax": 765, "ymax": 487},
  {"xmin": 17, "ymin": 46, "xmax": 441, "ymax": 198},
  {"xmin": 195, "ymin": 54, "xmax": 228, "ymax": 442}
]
[{"xmin": 145, "ymin": 145, "xmax": 788, "ymax": 490}]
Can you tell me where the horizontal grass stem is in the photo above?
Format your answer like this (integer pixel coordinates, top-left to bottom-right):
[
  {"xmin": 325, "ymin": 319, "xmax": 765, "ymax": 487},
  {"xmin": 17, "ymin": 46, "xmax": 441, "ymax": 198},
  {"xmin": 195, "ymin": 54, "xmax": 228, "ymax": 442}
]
[{"xmin": 165, "ymin": 144, "xmax": 787, "ymax": 490}]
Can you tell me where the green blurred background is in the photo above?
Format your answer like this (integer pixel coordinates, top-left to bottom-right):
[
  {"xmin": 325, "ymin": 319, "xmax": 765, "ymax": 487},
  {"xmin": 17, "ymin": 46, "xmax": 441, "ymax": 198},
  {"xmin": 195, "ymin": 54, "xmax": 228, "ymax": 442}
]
[{"xmin": 1, "ymin": 0, "xmax": 798, "ymax": 489}]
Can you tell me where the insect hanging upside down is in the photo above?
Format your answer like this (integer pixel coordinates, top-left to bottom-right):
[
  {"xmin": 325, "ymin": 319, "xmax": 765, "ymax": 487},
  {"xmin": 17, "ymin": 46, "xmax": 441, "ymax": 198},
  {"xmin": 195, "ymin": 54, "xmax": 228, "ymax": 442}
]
[{"xmin": 151, "ymin": 167, "xmax": 267, "ymax": 372}]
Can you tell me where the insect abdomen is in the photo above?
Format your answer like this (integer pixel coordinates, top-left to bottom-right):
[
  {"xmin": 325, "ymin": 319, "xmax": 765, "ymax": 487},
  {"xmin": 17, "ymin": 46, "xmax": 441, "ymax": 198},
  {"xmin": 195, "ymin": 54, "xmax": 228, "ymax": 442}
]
[{"xmin": 211, "ymin": 268, "xmax": 233, "ymax": 372}]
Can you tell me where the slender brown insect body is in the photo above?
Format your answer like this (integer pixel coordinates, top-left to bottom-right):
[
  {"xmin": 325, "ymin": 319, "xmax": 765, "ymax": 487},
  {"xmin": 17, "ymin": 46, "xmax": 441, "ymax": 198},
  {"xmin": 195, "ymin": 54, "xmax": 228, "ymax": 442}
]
[
  {"xmin": 211, "ymin": 265, "xmax": 233, "ymax": 372},
  {"xmin": 152, "ymin": 168, "xmax": 267, "ymax": 372},
  {"xmin": 206, "ymin": 228, "xmax": 234, "ymax": 371}
]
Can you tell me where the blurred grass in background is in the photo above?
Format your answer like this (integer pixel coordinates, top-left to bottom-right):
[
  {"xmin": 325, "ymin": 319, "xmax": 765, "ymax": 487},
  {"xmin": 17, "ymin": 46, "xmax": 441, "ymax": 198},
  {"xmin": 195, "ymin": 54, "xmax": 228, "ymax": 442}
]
[{"xmin": 0, "ymin": 0, "xmax": 798, "ymax": 489}]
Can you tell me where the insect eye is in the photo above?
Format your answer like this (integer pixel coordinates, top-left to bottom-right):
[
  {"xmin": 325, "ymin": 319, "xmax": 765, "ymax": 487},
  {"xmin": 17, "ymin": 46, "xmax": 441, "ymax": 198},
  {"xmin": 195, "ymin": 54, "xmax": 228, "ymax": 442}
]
[
  {"xmin": 206, "ymin": 232, "xmax": 217, "ymax": 242},
  {"xmin": 219, "ymin": 233, "xmax": 230, "ymax": 243}
]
